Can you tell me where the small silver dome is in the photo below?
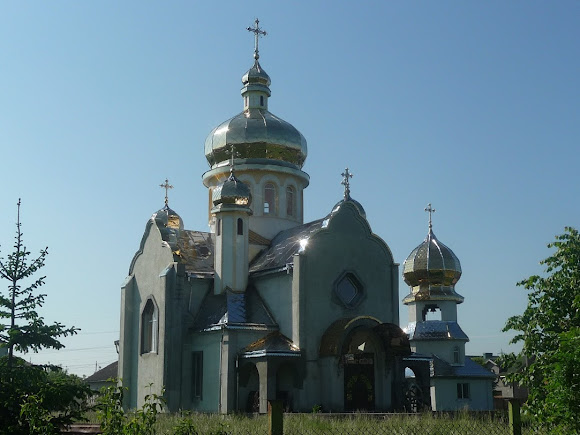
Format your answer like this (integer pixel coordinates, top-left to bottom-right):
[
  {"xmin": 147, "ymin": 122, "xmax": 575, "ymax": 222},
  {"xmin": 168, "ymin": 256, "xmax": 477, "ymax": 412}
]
[
  {"xmin": 242, "ymin": 60, "xmax": 271, "ymax": 87},
  {"xmin": 212, "ymin": 171, "xmax": 252, "ymax": 207},
  {"xmin": 152, "ymin": 205, "xmax": 184, "ymax": 231}
]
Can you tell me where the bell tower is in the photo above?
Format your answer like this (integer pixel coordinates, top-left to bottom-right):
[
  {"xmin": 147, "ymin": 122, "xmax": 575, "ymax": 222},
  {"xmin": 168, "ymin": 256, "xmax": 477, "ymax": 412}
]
[
  {"xmin": 211, "ymin": 152, "xmax": 252, "ymax": 294},
  {"xmin": 402, "ymin": 204, "xmax": 468, "ymax": 365}
]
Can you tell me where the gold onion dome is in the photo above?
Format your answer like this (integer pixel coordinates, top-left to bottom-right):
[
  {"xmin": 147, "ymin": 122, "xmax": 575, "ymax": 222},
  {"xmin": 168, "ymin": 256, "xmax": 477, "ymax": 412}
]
[
  {"xmin": 403, "ymin": 227, "xmax": 462, "ymax": 288},
  {"xmin": 204, "ymin": 23, "xmax": 307, "ymax": 170},
  {"xmin": 212, "ymin": 169, "xmax": 252, "ymax": 208}
]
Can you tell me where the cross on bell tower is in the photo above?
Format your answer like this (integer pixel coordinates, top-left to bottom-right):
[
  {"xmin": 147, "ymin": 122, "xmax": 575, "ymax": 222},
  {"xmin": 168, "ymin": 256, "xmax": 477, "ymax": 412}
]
[
  {"xmin": 247, "ymin": 18, "xmax": 267, "ymax": 60},
  {"xmin": 425, "ymin": 203, "xmax": 436, "ymax": 230}
]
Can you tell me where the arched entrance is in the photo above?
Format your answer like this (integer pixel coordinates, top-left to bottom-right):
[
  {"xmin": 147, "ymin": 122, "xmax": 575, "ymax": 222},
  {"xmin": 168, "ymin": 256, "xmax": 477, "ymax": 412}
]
[
  {"xmin": 319, "ymin": 317, "xmax": 411, "ymax": 411},
  {"xmin": 342, "ymin": 326, "xmax": 378, "ymax": 411}
]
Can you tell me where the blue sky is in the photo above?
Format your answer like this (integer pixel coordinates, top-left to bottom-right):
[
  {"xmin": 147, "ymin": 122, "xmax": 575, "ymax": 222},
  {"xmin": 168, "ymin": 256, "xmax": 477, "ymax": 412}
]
[{"xmin": 1, "ymin": 2, "xmax": 578, "ymax": 376}]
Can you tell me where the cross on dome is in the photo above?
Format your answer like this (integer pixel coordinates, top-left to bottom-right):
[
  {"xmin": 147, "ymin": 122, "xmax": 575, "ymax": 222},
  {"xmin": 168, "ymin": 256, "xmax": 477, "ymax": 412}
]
[
  {"xmin": 341, "ymin": 168, "xmax": 353, "ymax": 199},
  {"xmin": 160, "ymin": 179, "xmax": 173, "ymax": 207},
  {"xmin": 425, "ymin": 203, "xmax": 436, "ymax": 230},
  {"xmin": 228, "ymin": 145, "xmax": 241, "ymax": 176},
  {"xmin": 247, "ymin": 18, "xmax": 267, "ymax": 60}
]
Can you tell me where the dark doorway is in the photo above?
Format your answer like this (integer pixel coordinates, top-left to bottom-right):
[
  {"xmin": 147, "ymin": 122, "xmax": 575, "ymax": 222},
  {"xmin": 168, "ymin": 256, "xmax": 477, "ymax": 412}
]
[{"xmin": 344, "ymin": 353, "xmax": 375, "ymax": 411}]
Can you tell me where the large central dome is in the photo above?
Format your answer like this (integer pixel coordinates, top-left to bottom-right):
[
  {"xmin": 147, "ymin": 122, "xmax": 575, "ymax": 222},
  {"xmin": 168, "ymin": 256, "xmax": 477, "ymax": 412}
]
[{"xmin": 204, "ymin": 59, "xmax": 307, "ymax": 169}]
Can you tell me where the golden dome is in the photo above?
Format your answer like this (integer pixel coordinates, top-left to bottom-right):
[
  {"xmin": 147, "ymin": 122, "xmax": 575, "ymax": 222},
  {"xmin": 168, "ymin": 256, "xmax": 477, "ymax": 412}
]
[{"xmin": 403, "ymin": 227, "xmax": 462, "ymax": 288}]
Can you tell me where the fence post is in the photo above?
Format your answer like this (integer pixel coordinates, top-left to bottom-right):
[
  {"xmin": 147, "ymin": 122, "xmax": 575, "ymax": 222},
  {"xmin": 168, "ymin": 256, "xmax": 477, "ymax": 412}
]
[
  {"xmin": 508, "ymin": 399, "xmax": 521, "ymax": 435},
  {"xmin": 268, "ymin": 400, "xmax": 283, "ymax": 435}
]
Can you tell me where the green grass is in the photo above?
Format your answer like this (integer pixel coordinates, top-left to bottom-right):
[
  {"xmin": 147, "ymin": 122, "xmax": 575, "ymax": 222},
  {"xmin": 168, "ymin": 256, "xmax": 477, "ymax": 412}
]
[{"xmin": 81, "ymin": 411, "xmax": 549, "ymax": 434}]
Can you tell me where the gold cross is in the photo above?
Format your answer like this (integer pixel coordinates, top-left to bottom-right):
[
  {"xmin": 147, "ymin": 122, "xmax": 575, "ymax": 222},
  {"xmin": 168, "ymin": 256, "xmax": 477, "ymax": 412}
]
[
  {"xmin": 160, "ymin": 179, "xmax": 173, "ymax": 207},
  {"xmin": 247, "ymin": 18, "xmax": 267, "ymax": 60},
  {"xmin": 341, "ymin": 168, "xmax": 353, "ymax": 199},
  {"xmin": 425, "ymin": 203, "xmax": 436, "ymax": 229}
]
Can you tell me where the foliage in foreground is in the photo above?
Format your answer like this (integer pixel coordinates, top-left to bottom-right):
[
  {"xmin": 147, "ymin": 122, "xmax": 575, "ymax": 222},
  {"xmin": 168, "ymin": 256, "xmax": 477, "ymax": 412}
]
[
  {"xmin": 503, "ymin": 226, "xmax": 580, "ymax": 433},
  {"xmin": 97, "ymin": 382, "xmax": 165, "ymax": 435},
  {"xmin": 0, "ymin": 356, "xmax": 94, "ymax": 434}
]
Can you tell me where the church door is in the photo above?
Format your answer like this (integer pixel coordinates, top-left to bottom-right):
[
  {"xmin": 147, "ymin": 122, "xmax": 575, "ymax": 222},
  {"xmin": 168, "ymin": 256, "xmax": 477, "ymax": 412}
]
[{"xmin": 344, "ymin": 353, "xmax": 375, "ymax": 411}]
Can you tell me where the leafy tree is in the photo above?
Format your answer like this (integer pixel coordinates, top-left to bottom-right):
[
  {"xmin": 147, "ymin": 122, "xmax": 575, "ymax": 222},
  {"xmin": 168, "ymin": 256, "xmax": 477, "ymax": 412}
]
[
  {"xmin": 0, "ymin": 200, "xmax": 92, "ymax": 433},
  {"xmin": 503, "ymin": 226, "xmax": 580, "ymax": 432}
]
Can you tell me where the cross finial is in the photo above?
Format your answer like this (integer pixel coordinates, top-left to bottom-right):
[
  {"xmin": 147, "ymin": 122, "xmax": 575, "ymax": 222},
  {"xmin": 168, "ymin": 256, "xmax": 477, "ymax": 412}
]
[
  {"xmin": 341, "ymin": 168, "xmax": 353, "ymax": 199},
  {"xmin": 247, "ymin": 18, "xmax": 267, "ymax": 60},
  {"xmin": 160, "ymin": 179, "xmax": 173, "ymax": 207},
  {"xmin": 228, "ymin": 145, "xmax": 241, "ymax": 176},
  {"xmin": 425, "ymin": 203, "xmax": 436, "ymax": 230}
]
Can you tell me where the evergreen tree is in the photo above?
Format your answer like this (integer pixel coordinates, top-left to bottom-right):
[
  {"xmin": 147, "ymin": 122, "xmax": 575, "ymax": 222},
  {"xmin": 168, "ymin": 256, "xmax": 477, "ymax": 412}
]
[
  {"xmin": 0, "ymin": 199, "xmax": 91, "ymax": 434},
  {"xmin": 0, "ymin": 199, "xmax": 77, "ymax": 366}
]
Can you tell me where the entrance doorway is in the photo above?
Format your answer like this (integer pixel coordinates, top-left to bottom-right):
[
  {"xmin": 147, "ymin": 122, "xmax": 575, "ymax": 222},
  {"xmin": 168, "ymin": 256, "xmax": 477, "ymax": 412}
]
[{"xmin": 344, "ymin": 353, "xmax": 375, "ymax": 411}]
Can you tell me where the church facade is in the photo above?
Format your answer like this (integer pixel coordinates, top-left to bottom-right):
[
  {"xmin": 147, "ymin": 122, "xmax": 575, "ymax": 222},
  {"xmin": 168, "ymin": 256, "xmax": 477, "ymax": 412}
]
[{"xmin": 118, "ymin": 21, "xmax": 492, "ymax": 413}]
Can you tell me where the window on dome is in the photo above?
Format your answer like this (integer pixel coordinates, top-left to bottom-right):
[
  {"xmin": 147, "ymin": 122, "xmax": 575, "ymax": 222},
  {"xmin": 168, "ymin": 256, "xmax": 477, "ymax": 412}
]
[
  {"xmin": 141, "ymin": 299, "xmax": 158, "ymax": 354},
  {"xmin": 237, "ymin": 218, "xmax": 243, "ymax": 235},
  {"xmin": 264, "ymin": 183, "xmax": 276, "ymax": 215},
  {"xmin": 260, "ymin": 95, "xmax": 264, "ymax": 106},
  {"xmin": 286, "ymin": 186, "xmax": 295, "ymax": 217}
]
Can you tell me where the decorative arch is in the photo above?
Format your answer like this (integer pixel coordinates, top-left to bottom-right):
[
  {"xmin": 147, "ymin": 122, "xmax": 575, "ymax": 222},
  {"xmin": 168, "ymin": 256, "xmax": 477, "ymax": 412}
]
[{"xmin": 141, "ymin": 297, "xmax": 159, "ymax": 354}]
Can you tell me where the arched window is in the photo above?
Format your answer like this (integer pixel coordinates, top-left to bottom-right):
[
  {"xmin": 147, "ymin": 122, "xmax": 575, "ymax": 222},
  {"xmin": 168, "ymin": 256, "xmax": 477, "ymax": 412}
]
[
  {"xmin": 141, "ymin": 299, "xmax": 158, "ymax": 354},
  {"xmin": 260, "ymin": 95, "xmax": 264, "ymax": 106},
  {"xmin": 286, "ymin": 186, "xmax": 296, "ymax": 217},
  {"xmin": 237, "ymin": 218, "xmax": 243, "ymax": 235},
  {"xmin": 264, "ymin": 183, "xmax": 276, "ymax": 215}
]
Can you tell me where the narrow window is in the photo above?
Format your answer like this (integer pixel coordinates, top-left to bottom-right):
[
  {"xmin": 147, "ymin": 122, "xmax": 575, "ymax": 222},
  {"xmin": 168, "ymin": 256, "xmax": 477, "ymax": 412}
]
[
  {"xmin": 141, "ymin": 299, "xmax": 158, "ymax": 354},
  {"xmin": 192, "ymin": 351, "xmax": 203, "ymax": 399},
  {"xmin": 457, "ymin": 383, "xmax": 470, "ymax": 399},
  {"xmin": 217, "ymin": 218, "xmax": 221, "ymax": 236},
  {"xmin": 237, "ymin": 218, "xmax": 243, "ymax": 235},
  {"xmin": 286, "ymin": 186, "xmax": 295, "ymax": 217},
  {"xmin": 264, "ymin": 183, "xmax": 276, "ymax": 215},
  {"xmin": 260, "ymin": 95, "xmax": 264, "ymax": 106},
  {"xmin": 245, "ymin": 96, "xmax": 248, "ymax": 107},
  {"xmin": 453, "ymin": 346, "xmax": 460, "ymax": 364}
]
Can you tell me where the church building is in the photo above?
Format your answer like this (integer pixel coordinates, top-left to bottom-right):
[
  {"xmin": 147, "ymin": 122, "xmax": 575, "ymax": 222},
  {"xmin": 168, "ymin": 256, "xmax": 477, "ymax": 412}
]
[{"xmin": 117, "ymin": 20, "xmax": 493, "ymax": 413}]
